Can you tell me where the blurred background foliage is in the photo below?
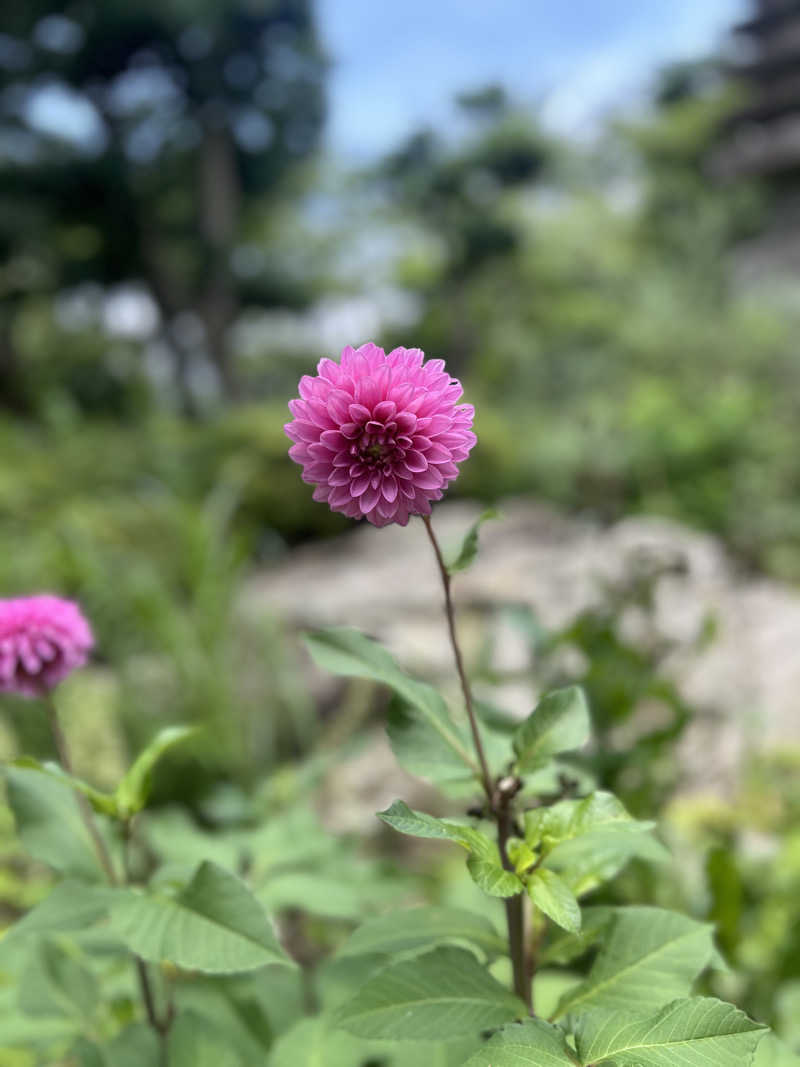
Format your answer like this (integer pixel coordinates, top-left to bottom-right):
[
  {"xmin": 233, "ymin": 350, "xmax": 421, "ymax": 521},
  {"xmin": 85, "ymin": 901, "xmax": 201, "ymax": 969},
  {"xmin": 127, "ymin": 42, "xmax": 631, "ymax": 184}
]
[{"xmin": 1, "ymin": 0, "xmax": 800, "ymax": 1059}]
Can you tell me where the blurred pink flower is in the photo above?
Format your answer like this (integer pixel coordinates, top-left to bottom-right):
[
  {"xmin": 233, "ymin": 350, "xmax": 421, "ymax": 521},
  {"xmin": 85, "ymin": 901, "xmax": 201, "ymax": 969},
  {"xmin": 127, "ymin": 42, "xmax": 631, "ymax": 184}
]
[
  {"xmin": 285, "ymin": 343, "xmax": 476, "ymax": 526},
  {"xmin": 0, "ymin": 596, "xmax": 94, "ymax": 698}
]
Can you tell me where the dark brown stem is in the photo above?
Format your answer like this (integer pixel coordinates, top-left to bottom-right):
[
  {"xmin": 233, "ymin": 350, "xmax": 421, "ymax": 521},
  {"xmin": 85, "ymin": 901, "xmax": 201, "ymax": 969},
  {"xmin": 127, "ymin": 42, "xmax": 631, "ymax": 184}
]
[
  {"xmin": 421, "ymin": 514, "xmax": 532, "ymax": 1013},
  {"xmin": 421, "ymin": 514, "xmax": 494, "ymax": 801},
  {"xmin": 45, "ymin": 696, "xmax": 118, "ymax": 886},
  {"xmin": 496, "ymin": 802, "xmax": 533, "ymax": 1013}
]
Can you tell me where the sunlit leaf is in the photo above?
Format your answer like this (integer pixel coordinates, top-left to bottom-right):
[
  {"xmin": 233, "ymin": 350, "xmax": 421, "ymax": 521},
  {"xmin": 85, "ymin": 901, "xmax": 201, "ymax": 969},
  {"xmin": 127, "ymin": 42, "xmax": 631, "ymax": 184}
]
[
  {"xmin": 334, "ymin": 946, "xmax": 524, "ymax": 1040},
  {"xmin": 527, "ymin": 868, "xmax": 581, "ymax": 934},
  {"xmin": 513, "ymin": 687, "xmax": 590, "ymax": 772},
  {"xmin": 553, "ymin": 907, "xmax": 716, "ymax": 1019},
  {"xmin": 575, "ymin": 996, "xmax": 767, "ymax": 1065}
]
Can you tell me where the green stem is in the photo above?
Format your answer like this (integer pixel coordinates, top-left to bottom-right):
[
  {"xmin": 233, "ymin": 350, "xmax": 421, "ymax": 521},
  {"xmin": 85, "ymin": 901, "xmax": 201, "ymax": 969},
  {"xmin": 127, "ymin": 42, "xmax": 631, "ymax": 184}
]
[
  {"xmin": 45, "ymin": 696, "xmax": 118, "ymax": 886},
  {"xmin": 421, "ymin": 514, "xmax": 533, "ymax": 1013},
  {"xmin": 45, "ymin": 695, "xmax": 171, "ymax": 1060},
  {"xmin": 421, "ymin": 515, "xmax": 494, "ymax": 802}
]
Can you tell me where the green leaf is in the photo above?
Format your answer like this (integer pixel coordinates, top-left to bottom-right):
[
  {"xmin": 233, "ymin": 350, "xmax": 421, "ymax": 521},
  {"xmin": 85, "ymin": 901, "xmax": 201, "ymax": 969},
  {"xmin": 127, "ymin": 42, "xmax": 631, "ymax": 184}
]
[
  {"xmin": 387, "ymin": 698, "xmax": 476, "ymax": 786},
  {"xmin": 257, "ymin": 869, "xmax": 402, "ymax": 920},
  {"xmin": 513, "ymin": 687, "xmax": 590, "ymax": 772},
  {"xmin": 337, "ymin": 906, "xmax": 506, "ymax": 960},
  {"xmin": 12, "ymin": 756, "xmax": 118, "ymax": 816},
  {"xmin": 377, "ymin": 800, "xmax": 485, "ymax": 850},
  {"xmin": 446, "ymin": 507, "xmax": 500, "ymax": 574},
  {"xmin": 753, "ymin": 1033, "xmax": 800, "ymax": 1067},
  {"xmin": 570, "ymin": 791, "xmax": 654, "ymax": 836},
  {"xmin": 70, "ymin": 1025, "xmax": 160, "ymax": 1067},
  {"xmin": 269, "ymin": 1016, "xmax": 479, "ymax": 1067},
  {"xmin": 168, "ymin": 1010, "xmax": 245, "ymax": 1067},
  {"xmin": 466, "ymin": 853, "xmax": 525, "ymax": 898},
  {"xmin": 306, "ymin": 628, "xmax": 479, "ymax": 776},
  {"xmin": 522, "ymin": 792, "xmax": 666, "ymax": 895},
  {"xmin": 546, "ymin": 829, "xmax": 669, "ymax": 896},
  {"xmin": 334, "ymin": 946, "xmax": 525, "ymax": 1040},
  {"xmin": 110, "ymin": 860, "xmax": 291, "ymax": 973},
  {"xmin": 462, "ymin": 1018, "xmax": 577, "ymax": 1066},
  {"xmin": 553, "ymin": 906, "xmax": 716, "ymax": 1019},
  {"xmin": 575, "ymin": 996, "xmax": 767, "ymax": 1066},
  {"xmin": 527, "ymin": 869, "xmax": 581, "ymax": 934},
  {"xmin": 540, "ymin": 907, "xmax": 615, "ymax": 966},
  {"xmin": 18, "ymin": 938, "xmax": 98, "ymax": 1023},
  {"xmin": 115, "ymin": 725, "xmax": 197, "ymax": 817},
  {"xmin": 0, "ymin": 880, "xmax": 114, "ymax": 955},
  {"xmin": 378, "ymin": 801, "xmax": 523, "ymax": 898},
  {"xmin": 268, "ymin": 1017, "xmax": 368, "ymax": 1067},
  {"xmin": 5, "ymin": 764, "xmax": 105, "ymax": 881},
  {"xmin": 0, "ymin": 989, "xmax": 79, "ymax": 1051}
]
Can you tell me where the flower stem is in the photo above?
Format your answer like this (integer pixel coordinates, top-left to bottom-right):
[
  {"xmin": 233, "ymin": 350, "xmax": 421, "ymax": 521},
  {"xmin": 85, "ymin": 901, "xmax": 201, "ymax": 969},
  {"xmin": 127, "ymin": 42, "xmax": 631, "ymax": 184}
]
[
  {"xmin": 421, "ymin": 514, "xmax": 532, "ymax": 1013},
  {"xmin": 421, "ymin": 515, "xmax": 493, "ymax": 801},
  {"xmin": 45, "ymin": 696, "xmax": 118, "ymax": 886},
  {"xmin": 45, "ymin": 695, "xmax": 171, "ymax": 1059}
]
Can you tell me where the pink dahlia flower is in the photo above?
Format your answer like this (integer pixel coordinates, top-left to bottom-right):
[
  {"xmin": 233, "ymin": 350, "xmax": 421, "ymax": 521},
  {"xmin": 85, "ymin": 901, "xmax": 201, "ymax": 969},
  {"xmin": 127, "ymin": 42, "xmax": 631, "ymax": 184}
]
[
  {"xmin": 0, "ymin": 596, "xmax": 94, "ymax": 698},
  {"xmin": 285, "ymin": 343, "xmax": 476, "ymax": 526}
]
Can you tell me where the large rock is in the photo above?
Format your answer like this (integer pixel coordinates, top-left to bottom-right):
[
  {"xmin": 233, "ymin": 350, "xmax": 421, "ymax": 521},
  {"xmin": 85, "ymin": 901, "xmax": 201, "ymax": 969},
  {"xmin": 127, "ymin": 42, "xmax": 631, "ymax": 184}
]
[{"xmin": 240, "ymin": 499, "xmax": 800, "ymax": 798}]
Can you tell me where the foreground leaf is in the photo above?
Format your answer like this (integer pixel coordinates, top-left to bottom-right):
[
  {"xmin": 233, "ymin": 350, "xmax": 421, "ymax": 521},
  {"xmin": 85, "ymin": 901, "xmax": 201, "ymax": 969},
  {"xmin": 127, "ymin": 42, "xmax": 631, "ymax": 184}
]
[
  {"xmin": 12, "ymin": 757, "xmax": 117, "ymax": 816},
  {"xmin": 446, "ymin": 507, "xmax": 500, "ymax": 574},
  {"xmin": 0, "ymin": 880, "xmax": 114, "ymax": 953},
  {"xmin": 527, "ymin": 869, "xmax": 581, "ymax": 934},
  {"xmin": 334, "ymin": 946, "xmax": 525, "ymax": 1040},
  {"xmin": 306, "ymin": 628, "xmax": 479, "ymax": 775},
  {"xmin": 110, "ymin": 861, "xmax": 290, "ymax": 973},
  {"xmin": 513, "ymin": 687, "xmax": 590, "ymax": 772},
  {"xmin": 462, "ymin": 1018, "xmax": 576, "ymax": 1066},
  {"xmin": 576, "ymin": 996, "xmax": 767, "ymax": 1065},
  {"xmin": 5, "ymin": 765, "xmax": 105, "ymax": 881},
  {"xmin": 337, "ymin": 906, "xmax": 506, "ymax": 960},
  {"xmin": 553, "ymin": 906, "xmax": 716, "ymax": 1019}
]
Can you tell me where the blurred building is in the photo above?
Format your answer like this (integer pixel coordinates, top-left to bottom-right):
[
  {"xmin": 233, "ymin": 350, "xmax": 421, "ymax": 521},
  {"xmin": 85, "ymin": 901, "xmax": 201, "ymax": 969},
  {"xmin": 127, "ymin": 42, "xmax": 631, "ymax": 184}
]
[
  {"xmin": 714, "ymin": 0, "xmax": 800, "ymax": 277},
  {"xmin": 718, "ymin": 0, "xmax": 800, "ymax": 176}
]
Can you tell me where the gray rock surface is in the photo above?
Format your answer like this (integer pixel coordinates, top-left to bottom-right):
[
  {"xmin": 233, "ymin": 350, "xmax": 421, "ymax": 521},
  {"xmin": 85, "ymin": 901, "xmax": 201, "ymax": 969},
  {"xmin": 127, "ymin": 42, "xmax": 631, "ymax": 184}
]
[{"xmin": 240, "ymin": 499, "xmax": 800, "ymax": 799}]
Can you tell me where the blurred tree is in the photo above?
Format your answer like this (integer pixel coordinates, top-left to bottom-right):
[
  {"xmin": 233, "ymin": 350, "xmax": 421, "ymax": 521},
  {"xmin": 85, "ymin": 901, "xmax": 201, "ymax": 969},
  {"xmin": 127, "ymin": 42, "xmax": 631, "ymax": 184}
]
[
  {"xmin": 0, "ymin": 0, "xmax": 326, "ymax": 412},
  {"xmin": 374, "ymin": 87, "xmax": 549, "ymax": 375}
]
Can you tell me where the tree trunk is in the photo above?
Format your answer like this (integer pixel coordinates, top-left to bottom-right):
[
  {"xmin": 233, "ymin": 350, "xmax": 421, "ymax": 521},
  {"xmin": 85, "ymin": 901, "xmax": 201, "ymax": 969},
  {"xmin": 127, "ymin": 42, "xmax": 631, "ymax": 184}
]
[{"xmin": 198, "ymin": 113, "xmax": 241, "ymax": 401}]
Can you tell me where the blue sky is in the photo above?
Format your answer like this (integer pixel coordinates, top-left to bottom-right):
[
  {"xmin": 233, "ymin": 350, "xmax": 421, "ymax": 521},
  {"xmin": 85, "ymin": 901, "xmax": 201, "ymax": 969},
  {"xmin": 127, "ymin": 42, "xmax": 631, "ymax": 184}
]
[{"xmin": 317, "ymin": 0, "xmax": 748, "ymax": 158}]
